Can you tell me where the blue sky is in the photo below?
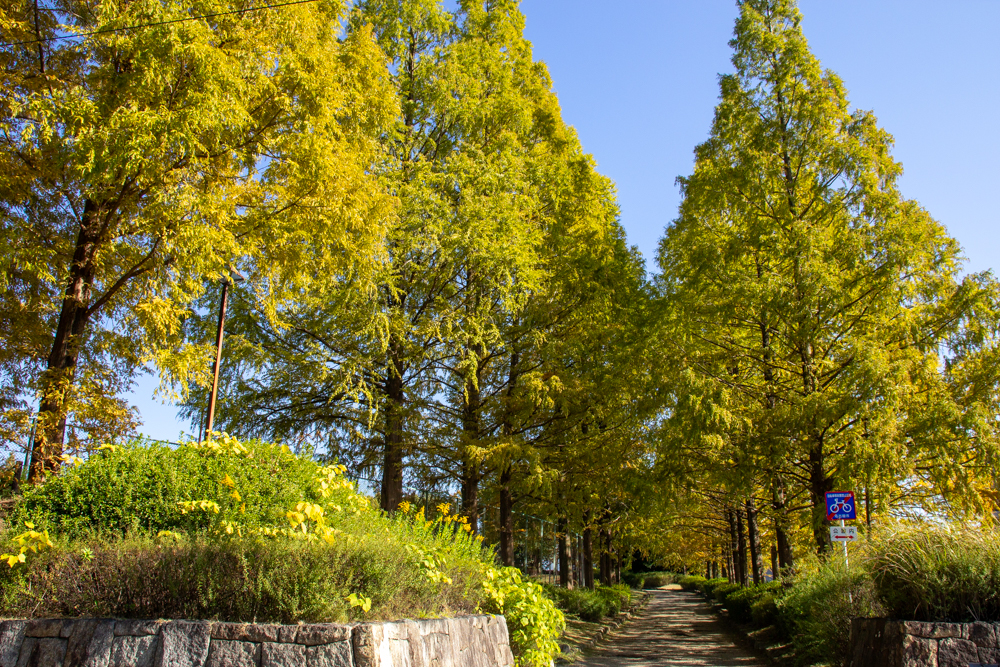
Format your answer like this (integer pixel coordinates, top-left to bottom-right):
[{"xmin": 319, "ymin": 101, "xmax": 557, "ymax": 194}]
[{"xmin": 134, "ymin": 0, "xmax": 1000, "ymax": 442}]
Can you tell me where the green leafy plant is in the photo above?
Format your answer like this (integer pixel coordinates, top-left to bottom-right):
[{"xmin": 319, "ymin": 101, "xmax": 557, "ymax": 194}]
[{"xmin": 480, "ymin": 567, "xmax": 564, "ymax": 667}]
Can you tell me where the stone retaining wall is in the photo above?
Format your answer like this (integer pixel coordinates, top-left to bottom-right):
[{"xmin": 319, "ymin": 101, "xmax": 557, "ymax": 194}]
[
  {"xmin": 851, "ymin": 618, "xmax": 1000, "ymax": 667},
  {"xmin": 0, "ymin": 615, "xmax": 514, "ymax": 667}
]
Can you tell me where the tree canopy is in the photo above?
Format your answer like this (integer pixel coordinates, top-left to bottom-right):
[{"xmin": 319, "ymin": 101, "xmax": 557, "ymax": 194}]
[{"xmin": 2, "ymin": 0, "xmax": 998, "ymax": 586}]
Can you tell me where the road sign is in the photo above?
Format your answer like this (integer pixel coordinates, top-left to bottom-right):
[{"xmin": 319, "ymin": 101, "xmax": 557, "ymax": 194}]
[
  {"xmin": 825, "ymin": 491, "xmax": 856, "ymax": 520},
  {"xmin": 830, "ymin": 526, "xmax": 858, "ymax": 542}
]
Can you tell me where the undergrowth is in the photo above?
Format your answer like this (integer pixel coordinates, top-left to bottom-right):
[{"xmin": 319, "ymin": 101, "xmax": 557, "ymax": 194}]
[{"xmin": 0, "ymin": 437, "xmax": 563, "ymax": 667}]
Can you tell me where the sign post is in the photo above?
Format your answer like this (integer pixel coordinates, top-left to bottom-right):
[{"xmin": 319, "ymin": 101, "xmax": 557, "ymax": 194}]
[{"xmin": 825, "ymin": 491, "xmax": 856, "ymax": 572}]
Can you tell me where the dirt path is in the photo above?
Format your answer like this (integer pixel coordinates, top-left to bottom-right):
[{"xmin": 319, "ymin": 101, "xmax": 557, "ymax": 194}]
[{"xmin": 578, "ymin": 589, "xmax": 765, "ymax": 667}]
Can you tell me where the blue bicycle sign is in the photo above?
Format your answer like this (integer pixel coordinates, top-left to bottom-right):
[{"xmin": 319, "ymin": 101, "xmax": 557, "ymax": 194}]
[{"xmin": 825, "ymin": 491, "xmax": 856, "ymax": 521}]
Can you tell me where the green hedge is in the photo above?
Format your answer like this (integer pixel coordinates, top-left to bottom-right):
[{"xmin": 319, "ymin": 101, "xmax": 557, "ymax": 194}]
[
  {"xmin": 697, "ymin": 577, "xmax": 729, "ymax": 598},
  {"xmin": 677, "ymin": 574, "xmax": 707, "ymax": 590},
  {"xmin": 12, "ymin": 437, "xmax": 328, "ymax": 535},
  {"xmin": 541, "ymin": 583, "xmax": 632, "ymax": 622}
]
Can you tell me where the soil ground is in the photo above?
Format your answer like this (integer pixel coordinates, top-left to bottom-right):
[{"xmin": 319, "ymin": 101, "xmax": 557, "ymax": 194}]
[{"xmin": 578, "ymin": 588, "xmax": 765, "ymax": 667}]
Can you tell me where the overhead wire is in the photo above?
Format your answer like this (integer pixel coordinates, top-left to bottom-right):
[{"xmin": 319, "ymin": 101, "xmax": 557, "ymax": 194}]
[{"xmin": 0, "ymin": 0, "xmax": 320, "ymax": 49}]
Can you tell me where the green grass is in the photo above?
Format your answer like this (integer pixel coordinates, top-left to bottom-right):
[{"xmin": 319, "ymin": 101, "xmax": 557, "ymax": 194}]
[{"xmin": 866, "ymin": 524, "xmax": 1000, "ymax": 622}]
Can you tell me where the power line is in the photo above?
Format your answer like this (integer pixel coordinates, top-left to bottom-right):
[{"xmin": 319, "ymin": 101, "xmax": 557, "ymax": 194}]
[{"xmin": 0, "ymin": 0, "xmax": 320, "ymax": 49}]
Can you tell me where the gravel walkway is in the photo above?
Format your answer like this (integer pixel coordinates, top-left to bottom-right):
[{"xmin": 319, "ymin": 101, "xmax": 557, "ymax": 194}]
[{"xmin": 578, "ymin": 589, "xmax": 765, "ymax": 667}]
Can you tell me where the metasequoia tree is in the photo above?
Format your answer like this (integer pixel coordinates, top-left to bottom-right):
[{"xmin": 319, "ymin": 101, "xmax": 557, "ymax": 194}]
[
  {"xmin": 191, "ymin": 0, "xmax": 562, "ymax": 512},
  {"xmin": 656, "ymin": 0, "xmax": 997, "ymax": 552},
  {"xmin": 0, "ymin": 0, "xmax": 396, "ymax": 479}
]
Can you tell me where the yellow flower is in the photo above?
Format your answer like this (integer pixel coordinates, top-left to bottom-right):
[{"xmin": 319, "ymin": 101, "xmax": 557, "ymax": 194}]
[
  {"xmin": 398, "ymin": 501, "xmax": 412, "ymax": 514},
  {"xmin": 220, "ymin": 474, "xmax": 235, "ymax": 488},
  {"xmin": 230, "ymin": 489, "xmax": 242, "ymax": 502},
  {"xmin": 436, "ymin": 503, "xmax": 450, "ymax": 516}
]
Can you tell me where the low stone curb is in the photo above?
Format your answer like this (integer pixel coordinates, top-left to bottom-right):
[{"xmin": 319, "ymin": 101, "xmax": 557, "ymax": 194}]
[{"xmin": 0, "ymin": 614, "xmax": 514, "ymax": 667}]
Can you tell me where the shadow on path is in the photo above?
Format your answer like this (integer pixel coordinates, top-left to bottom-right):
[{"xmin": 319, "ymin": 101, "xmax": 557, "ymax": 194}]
[{"xmin": 578, "ymin": 589, "xmax": 764, "ymax": 667}]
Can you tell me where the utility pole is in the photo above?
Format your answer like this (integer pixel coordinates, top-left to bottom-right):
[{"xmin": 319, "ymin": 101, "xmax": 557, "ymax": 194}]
[{"xmin": 201, "ymin": 271, "xmax": 243, "ymax": 443}]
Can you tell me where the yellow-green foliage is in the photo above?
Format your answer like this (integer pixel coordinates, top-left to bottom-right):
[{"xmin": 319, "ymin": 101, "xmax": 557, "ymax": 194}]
[
  {"xmin": 480, "ymin": 568, "xmax": 565, "ymax": 667},
  {"xmin": 13, "ymin": 435, "xmax": 364, "ymax": 535}
]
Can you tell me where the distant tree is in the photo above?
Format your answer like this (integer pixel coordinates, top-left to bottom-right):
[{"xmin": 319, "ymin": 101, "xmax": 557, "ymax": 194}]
[{"xmin": 656, "ymin": 0, "xmax": 999, "ymax": 551}]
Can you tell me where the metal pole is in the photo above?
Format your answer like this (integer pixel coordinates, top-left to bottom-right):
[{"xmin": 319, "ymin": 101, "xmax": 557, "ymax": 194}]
[{"xmin": 202, "ymin": 280, "xmax": 231, "ymax": 443}]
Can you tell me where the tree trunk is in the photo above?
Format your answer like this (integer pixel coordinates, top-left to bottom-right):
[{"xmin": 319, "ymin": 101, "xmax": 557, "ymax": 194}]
[
  {"xmin": 727, "ymin": 509, "xmax": 742, "ymax": 586},
  {"xmin": 460, "ymin": 458, "xmax": 480, "ymax": 533},
  {"xmin": 31, "ymin": 200, "xmax": 103, "ymax": 483},
  {"xmin": 772, "ymin": 477, "xmax": 795, "ymax": 572},
  {"xmin": 380, "ymin": 344, "xmax": 405, "ymax": 513},
  {"xmin": 498, "ymin": 349, "xmax": 520, "ymax": 564},
  {"xmin": 809, "ymin": 438, "xmax": 831, "ymax": 553},
  {"xmin": 498, "ymin": 464, "xmax": 514, "ymax": 566},
  {"xmin": 746, "ymin": 497, "xmax": 763, "ymax": 584},
  {"xmin": 583, "ymin": 523, "xmax": 594, "ymax": 589},
  {"xmin": 558, "ymin": 516, "xmax": 571, "ymax": 588},
  {"xmin": 460, "ymin": 351, "xmax": 483, "ymax": 532},
  {"xmin": 736, "ymin": 507, "xmax": 748, "ymax": 587},
  {"xmin": 600, "ymin": 527, "xmax": 612, "ymax": 586},
  {"xmin": 770, "ymin": 545, "xmax": 778, "ymax": 582}
]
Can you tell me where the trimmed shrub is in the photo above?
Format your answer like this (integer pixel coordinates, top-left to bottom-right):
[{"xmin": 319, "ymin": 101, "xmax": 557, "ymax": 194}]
[
  {"xmin": 541, "ymin": 583, "xmax": 631, "ymax": 622},
  {"xmin": 677, "ymin": 574, "xmax": 707, "ymax": 590},
  {"xmin": 712, "ymin": 581, "xmax": 741, "ymax": 602},
  {"xmin": 750, "ymin": 591, "xmax": 780, "ymax": 627},
  {"xmin": 596, "ymin": 584, "xmax": 632, "ymax": 614},
  {"xmin": 0, "ymin": 528, "xmax": 481, "ymax": 623},
  {"xmin": 719, "ymin": 581, "xmax": 782, "ymax": 623},
  {"xmin": 698, "ymin": 577, "xmax": 729, "ymax": 598},
  {"xmin": 639, "ymin": 572, "xmax": 675, "ymax": 589},
  {"xmin": 12, "ymin": 437, "xmax": 336, "ymax": 535}
]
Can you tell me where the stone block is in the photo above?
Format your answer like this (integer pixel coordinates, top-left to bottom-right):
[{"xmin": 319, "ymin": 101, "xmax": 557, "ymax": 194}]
[
  {"xmin": 0, "ymin": 620, "xmax": 27, "ymax": 667},
  {"xmin": 17, "ymin": 638, "xmax": 66, "ymax": 667},
  {"xmin": 294, "ymin": 626, "xmax": 352, "ymax": 647},
  {"xmin": 110, "ymin": 635, "xmax": 158, "ymax": 667},
  {"xmin": 115, "ymin": 621, "xmax": 164, "ymax": 637},
  {"xmin": 156, "ymin": 622, "xmax": 212, "ymax": 667},
  {"xmin": 305, "ymin": 642, "xmax": 351, "ymax": 667},
  {"xmin": 206, "ymin": 640, "xmax": 260, "ymax": 667},
  {"xmin": 415, "ymin": 619, "xmax": 449, "ymax": 639},
  {"xmin": 64, "ymin": 619, "xmax": 116, "ymax": 667},
  {"xmin": 968, "ymin": 622, "xmax": 1000, "ymax": 648},
  {"xmin": 24, "ymin": 621, "xmax": 66, "ymax": 639},
  {"xmin": 351, "ymin": 625, "xmax": 382, "ymax": 667},
  {"xmin": 903, "ymin": 621, "xmax": 962, "ymax": 640},
  {"xmin": 978, "ymin": 647, "xmax": 1000, "ymax": 664},
  {"xmin": 15, "ymin": 638, "xmax": 36, "ymax": 667},
  {"xmin": 212, "ymin": 624, "xmax": 279, "ymax": 644},
  {"xmin": 277, "ymin": 628, "xmax": 298, "ymax": 645},
  {"xmin": 851, "ymin": 618, "xmax": 902, "ymax": 667},
  {"xmin": 261, "ymin": 643, "xmax": 305, "ymax": 667},
  {"xmin": 938, "ymin": 637, "xmax": 980, "ymax": 667},
  {"xmin": 901, "ymin": 636, "xmax": 937, "ymax": 667}
]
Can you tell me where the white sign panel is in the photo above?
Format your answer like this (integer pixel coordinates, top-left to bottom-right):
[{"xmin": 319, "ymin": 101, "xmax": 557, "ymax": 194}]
[{"xmin": 830, "ymin": 526, "xmax": 858, "ymax": 542}]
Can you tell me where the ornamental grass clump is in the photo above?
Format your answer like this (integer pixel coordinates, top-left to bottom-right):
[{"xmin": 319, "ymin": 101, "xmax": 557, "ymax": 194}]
[{"xmin": 865, "ymin": 523, "xmax": 1000, "ymax": 622}]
